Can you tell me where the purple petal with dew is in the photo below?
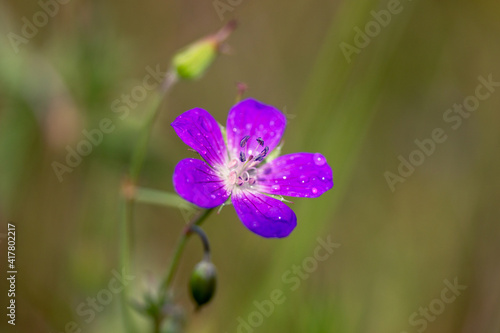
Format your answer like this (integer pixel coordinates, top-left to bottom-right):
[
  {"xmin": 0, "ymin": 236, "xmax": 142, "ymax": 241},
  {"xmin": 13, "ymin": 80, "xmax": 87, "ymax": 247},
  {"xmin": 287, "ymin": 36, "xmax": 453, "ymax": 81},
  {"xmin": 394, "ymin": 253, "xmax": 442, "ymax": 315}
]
[
  {"xmin": 173, "ymin": 158, "xmax": 230, "ymax": 208},
  {"xmin": 172, "ymin": 108, "xmax": 227, "ymax": 167},
  {"xmin": 231, "ymin": 190, "xmax": 297, "ymax": 238},
  {"xmin": 255, "ymin": 153, "xmax": 333, "ymax": 198},
  {"xmin": 226, "ymin": 98, "xmax": 286, "ymax": 160}
]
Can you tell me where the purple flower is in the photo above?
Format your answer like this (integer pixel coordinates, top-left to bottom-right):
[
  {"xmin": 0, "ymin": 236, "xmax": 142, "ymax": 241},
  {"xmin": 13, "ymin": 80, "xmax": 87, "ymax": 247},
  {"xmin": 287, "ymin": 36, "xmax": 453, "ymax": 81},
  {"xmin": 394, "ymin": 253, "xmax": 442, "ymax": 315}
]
[{"xmin": 171, "ymin": 98, "xmax": 333, "ymax": 238}]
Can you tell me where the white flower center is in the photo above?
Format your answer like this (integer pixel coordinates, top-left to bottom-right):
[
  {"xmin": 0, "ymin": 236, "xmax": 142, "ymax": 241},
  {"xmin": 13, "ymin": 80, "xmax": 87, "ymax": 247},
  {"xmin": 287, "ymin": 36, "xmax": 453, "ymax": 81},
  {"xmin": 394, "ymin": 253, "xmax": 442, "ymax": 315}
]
[{"xmin": 219, "ymin": 136, "xmax": 269, "ymax": 192}]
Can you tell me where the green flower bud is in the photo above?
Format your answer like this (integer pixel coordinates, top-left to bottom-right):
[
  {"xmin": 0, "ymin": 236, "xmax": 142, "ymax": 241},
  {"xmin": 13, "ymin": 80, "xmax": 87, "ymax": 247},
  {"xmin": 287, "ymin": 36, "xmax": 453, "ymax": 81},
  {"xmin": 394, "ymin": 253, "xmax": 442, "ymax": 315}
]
[
  {"xmin": 171, "ymin": 20, "xmax": 236, "ymax": 80},
  {"xmin": 189, "ymin": 260, "xmax": 217, "ymax": 308},
  {"xmin": 172, "ymin": 38, "xmax": 217, "ymax": 80}
]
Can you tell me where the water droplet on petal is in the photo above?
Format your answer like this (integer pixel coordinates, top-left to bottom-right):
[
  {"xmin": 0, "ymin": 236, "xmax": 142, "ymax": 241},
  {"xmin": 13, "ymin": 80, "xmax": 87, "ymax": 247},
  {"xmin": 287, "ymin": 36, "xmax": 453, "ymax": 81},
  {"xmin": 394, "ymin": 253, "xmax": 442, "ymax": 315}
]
[
  {"xmin": 312, "ymin": 187, "xmax": 318, "ymax": 194},
  {"xmin": 299, "ymin": 175, "xmax": 309, "ymax": 184},
  {"xmin": 313, "ymin": 153, "xmax": 326, "ymax": 166},
  {"xmin": 272, "ymin": 184, "xmax": 280, "ymax": 191},
  {"xmin": 282, "ymin": 176, "xmax": 287, "ymax": 180}
]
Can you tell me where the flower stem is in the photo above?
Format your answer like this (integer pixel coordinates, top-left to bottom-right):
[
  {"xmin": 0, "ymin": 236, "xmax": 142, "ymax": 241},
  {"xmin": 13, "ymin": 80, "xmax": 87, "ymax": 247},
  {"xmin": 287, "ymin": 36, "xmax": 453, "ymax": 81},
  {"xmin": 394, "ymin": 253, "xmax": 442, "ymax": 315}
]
[
  {"xmin": 189, "ymin": 225, "xmax": 211, "ymax": 261},
  {"xmin": 159, "ymin": 208, "xmax": 215, "ymax": 296},
  {"xmin": 120, "ymin": 70, "xmax": 178, "ymax": 333},
  {"xmin": 129, "ymin": 71, "xmax": 178, "ymax": 182},
  {"xmin": 119, "ymin": 197, "xmax": 137, "ymax": 333}
]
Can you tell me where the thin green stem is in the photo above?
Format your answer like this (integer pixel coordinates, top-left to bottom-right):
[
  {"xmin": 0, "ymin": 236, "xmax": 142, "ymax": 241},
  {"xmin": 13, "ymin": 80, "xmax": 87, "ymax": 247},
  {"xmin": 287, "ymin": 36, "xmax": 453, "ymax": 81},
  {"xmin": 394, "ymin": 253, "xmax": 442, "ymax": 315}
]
[
  {"xmin": 119, "ymin": 198, "xmax": 137, "ymax": 333},
  {"xmin": 129, "ymin": 72, "xmax": 178, "ymax": 182},
  {"xmin": 120, "ymin": 69, "xmax": 178, "ymax": 333},
  {"xmin": 159, "ymin": 208, "xmax": 215, "ymax": 296},
  {"xmin": 134, "ymin": 187, "xmax": 196, "ymax": 211},
  {"xmin": 189, "ymin": 225, "xmax": 211, "ymax": 261}
]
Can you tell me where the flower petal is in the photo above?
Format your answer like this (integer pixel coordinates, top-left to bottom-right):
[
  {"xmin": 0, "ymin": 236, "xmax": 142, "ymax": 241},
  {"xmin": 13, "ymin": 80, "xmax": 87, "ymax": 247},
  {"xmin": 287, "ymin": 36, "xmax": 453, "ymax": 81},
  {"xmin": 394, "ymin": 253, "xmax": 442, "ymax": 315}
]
[
  {"xmin": 226, "ymin": 98, "xmax": 286, "ymax": 160},
  {"xmin": 172, "ymin": 108, "xmax": 227, "ymax": 167},
  {"xmin": 254, "ymin": 153, "xmax": 333, "ymax": 198},
  {"xmin": 173, "ymin": 158, "xmax": 229, "ymax": 208},
  {"xmin": 231, "ymin": 190, "xmax": 297, "ymax": 238}
]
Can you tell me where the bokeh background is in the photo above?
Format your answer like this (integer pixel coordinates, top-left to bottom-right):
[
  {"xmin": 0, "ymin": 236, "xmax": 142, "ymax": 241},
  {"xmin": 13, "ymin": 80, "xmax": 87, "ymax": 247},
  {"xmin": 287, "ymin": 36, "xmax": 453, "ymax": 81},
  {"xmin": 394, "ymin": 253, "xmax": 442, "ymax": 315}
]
[{"xmin": 1, "ymin": 0, "xmax": 499, "ymax": 332}]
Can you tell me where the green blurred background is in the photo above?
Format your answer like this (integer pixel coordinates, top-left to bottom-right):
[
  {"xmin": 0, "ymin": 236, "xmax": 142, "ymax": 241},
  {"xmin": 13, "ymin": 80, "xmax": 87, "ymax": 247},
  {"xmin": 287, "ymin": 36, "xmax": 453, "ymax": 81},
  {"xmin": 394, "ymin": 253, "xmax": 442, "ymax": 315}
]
[{"xmin": 1, "ymin": 0, "xmax": 499, "ymax": 332}]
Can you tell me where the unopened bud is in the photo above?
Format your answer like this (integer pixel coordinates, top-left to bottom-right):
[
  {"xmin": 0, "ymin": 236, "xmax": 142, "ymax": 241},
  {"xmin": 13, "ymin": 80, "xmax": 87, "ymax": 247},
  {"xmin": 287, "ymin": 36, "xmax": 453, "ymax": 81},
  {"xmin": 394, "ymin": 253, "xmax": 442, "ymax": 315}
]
[
  {"xmin": 189, "ymin": 260, "xmax": 217, "ymax": 308},
  {"xmin": 171, "ymin": 21, "xmax": 237, "ymax": 80},
  {"xmin": 172, "ymin": 39, "xmax": 217, "ymax": 80}
]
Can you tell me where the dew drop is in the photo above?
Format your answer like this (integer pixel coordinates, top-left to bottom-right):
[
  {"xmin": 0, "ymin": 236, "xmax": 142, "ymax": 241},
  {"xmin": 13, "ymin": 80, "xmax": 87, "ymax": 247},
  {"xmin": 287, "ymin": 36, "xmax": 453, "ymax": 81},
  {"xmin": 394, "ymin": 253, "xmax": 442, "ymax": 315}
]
[
  {"xmin": 272, "ymin": 184, "xmax": 280, "ymax": 191},
  {"xmin": 282, "ymin": 176, "xmax": 287, "ymax": 180},
  {"xmin": 313, "ymin": 153, "xmax": 326, "ymax": 166},
  {"xmin": 299, "ymin": 175, "xmax": 309, "ymax": 184},
  {"xmin": 312, "ymin": 187, "xmax": 318, "ymax": 194}
]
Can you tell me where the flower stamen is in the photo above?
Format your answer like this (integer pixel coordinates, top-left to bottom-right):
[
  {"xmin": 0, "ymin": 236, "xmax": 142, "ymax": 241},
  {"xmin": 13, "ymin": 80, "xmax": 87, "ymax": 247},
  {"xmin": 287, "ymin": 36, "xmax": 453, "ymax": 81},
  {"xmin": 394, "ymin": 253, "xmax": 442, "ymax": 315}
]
[
  {"xmin": 254, "ymin": 146, "xmax": 269, "ymax": 162},
  {"xmin": 239, "ymin": 151, "xmax": 246, "ymax": 162},
  {"xmin": 240, "ymin": 135, "xmax": 250, "ymax": 148},
  {"xmin": 227, "ymin": 137, "xmax": 271, "ymax": 189}
]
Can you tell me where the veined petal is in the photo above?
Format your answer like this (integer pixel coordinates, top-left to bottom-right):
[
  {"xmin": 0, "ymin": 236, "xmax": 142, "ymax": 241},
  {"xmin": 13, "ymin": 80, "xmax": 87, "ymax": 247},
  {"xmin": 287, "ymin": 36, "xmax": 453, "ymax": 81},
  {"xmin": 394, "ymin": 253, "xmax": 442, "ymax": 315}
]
[
  {"xmin": 226, "ymin": 98, "xmax": 286, "ymax": 160},
  {"xmin": 172, "ymin": 108, "xmax": 227, "ymax": 167},
  {"xmin": 173, "ymin": 159, "xmax": 230, "ymax": 208},
  {"xmin": 254, "ymin": 153, "xmax": 333, "ymax": 198},
  {"xmin": 231, "ymin": 190, "xmax": 297, "ymax": 238}
]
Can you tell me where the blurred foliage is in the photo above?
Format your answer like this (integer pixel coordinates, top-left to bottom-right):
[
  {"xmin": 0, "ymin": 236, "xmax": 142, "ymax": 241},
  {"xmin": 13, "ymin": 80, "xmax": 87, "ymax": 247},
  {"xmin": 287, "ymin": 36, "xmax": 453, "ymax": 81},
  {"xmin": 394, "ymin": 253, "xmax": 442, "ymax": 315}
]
[{"xmin": 1, "ymin": 0, "xmax": 500, "ymax": 333}]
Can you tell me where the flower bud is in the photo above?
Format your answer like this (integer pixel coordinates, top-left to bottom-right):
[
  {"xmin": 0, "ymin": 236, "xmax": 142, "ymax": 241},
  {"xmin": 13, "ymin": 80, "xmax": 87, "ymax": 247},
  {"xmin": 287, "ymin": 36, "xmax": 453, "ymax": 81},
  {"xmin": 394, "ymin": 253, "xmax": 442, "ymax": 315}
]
[
  {"xmin": 189, "ymin": 260, "xmax": 217, "ymax": 307},
  {"xmin": 171, "ymin": 21, "xmax": 236, "ymax": 80},
  {"xmin": 172, "ymin": 39, "xmax": 217, "ymax": 80}
]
